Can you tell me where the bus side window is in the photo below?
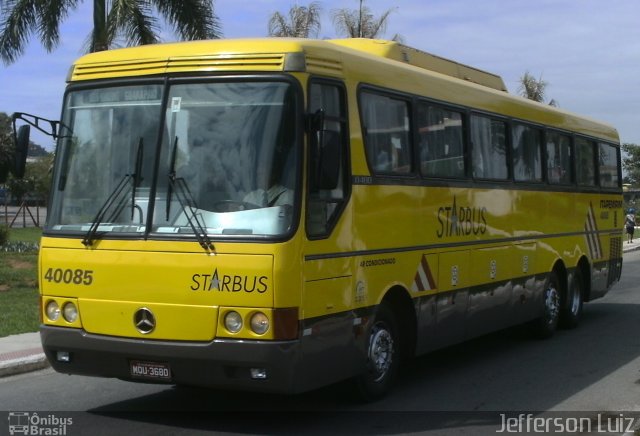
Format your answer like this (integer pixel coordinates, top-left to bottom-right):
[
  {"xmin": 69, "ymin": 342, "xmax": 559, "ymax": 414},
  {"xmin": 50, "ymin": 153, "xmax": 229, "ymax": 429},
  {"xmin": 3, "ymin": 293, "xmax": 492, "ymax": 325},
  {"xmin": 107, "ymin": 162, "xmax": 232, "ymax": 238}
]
[
  {"xmin": 360, "ymin": 91, "xmax": 412, "ymax": 175},
  {"xmin": 598, "ymin": 142, "xmax": 621, "ymax": 188},
  {"xmin": 470, "ymin": 114, "xmax": 508, "ymax": 180},
  {"xmin": 575, "ymin": 137, "xmax": 597, "ymax": 186},
  {"xmin": 512, "ymin": 123, "xmax": 542, "ymax": 182},
  {"xmin": 306, "ymin": 81, "xmax": 349, "ymax": 238},
  {"xmin": 417, "ymin": 102, "xmax": 465, "ymax": 178},
  {"xmin": 546, "ymin": 131, "xmax": 572, "ymax": 185}
]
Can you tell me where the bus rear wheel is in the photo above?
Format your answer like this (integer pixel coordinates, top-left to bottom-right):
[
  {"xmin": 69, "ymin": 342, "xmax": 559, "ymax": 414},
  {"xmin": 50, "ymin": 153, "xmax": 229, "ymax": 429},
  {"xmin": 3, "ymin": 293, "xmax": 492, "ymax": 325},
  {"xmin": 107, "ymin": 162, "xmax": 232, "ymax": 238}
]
[
  {"xmin": 356, "ymin": 303, "xmax": 399, "ymax": 401},
  {"xmin": 560, "ymin": 270, "xmax": 583, "ymax": 329},
  {"xmin": 532, "ymin": 270, "xmax": 561, "ymax": 339}
]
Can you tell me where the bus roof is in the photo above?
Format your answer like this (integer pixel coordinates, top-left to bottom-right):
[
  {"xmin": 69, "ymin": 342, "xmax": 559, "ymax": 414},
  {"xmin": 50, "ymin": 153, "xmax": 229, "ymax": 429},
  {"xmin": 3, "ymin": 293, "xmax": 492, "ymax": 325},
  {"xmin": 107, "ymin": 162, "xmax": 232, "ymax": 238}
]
[
  {"xmin": 329, "ymin": 39, "xmax": 508, "ymax": 92},
  {"xmin": 69, "ymin": 38, "xmax": 506, "ymax": 91},
  {"xmin": 68, "ymin": 38, "xmax": 618, "ymax": 143}
]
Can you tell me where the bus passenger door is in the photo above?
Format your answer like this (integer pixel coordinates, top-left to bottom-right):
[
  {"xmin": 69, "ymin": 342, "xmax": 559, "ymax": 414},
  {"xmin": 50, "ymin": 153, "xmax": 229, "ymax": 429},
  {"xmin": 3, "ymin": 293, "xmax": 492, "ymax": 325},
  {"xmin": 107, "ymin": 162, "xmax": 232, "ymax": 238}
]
[{"xmin": 301, "ymin": 79, "xmax": 357, "ymax": 388}]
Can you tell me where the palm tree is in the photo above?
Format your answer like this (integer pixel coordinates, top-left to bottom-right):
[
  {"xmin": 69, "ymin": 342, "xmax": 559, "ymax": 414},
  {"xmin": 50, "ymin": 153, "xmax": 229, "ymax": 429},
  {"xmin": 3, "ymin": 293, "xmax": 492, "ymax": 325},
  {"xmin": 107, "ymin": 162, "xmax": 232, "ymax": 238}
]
[
  {"xmin": 331, "ymin": 0, "xmax": 400, "ymax": 40},
  {"xmin": 518, "ymin": 71, "xmax": 557, "ymax": 106},
  {"xmin": 0, "ymin": 0, "xmax": 222, "ymax": 65},
  {"xmin": 268, "ymin": 2, "xmax": 322, "ymax": 38}
]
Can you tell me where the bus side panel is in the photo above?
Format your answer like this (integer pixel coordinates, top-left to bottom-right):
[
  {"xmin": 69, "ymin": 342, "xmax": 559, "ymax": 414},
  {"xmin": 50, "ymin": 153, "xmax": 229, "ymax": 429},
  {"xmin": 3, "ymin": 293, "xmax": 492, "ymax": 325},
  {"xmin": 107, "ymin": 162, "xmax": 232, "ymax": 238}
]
[
  {"xmin": 509, "ymin": 242, "xmax": 542, "ymax": 324},
  {"xmin": 300, "ymin": 259, "xmax": 364, "ymax": 390},
  {"xmin": 466, "ymin": 245, "xmax": 512, "ymax": 339},
  {"xmin": 432, "ymin": 250, "xmax": 469, "ymax": 349},
  {"xmin": 414, "ymin": 254, "xmax": 438, "ymax": 355}
]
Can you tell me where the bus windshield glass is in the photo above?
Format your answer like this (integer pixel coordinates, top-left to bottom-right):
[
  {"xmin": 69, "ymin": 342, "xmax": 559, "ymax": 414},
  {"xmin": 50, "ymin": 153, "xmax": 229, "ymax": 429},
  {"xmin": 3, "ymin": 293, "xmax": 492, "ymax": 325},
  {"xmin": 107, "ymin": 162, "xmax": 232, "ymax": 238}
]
[{"xmin": 48, "ymin": 80, "xmax": 299, "ymax": 239}]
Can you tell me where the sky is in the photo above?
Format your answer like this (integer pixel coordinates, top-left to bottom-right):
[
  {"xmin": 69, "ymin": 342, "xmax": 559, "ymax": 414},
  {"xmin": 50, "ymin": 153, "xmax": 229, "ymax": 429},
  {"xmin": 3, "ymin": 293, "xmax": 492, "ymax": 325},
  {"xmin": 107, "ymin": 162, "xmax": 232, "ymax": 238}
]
[{"xmin": 1, "ymin": 0, "xmax": 639, "ymax": 150}]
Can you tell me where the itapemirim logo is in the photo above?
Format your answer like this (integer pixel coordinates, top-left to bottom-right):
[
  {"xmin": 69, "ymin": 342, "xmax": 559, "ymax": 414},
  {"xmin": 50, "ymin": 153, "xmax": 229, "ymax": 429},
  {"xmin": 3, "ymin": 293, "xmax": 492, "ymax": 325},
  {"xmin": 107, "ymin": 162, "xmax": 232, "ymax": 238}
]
[{"xmin": 7, "ymin": 412, "xmax": 73, "ymax": 435}]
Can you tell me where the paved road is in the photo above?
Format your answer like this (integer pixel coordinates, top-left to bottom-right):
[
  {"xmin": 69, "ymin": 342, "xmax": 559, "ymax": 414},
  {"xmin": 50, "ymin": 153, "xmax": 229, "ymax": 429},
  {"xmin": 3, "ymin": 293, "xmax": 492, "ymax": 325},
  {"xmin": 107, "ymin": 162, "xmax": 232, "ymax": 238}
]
[{"xmin": 1, "ymin": 251, "xmax": 640, "ymax": 434}]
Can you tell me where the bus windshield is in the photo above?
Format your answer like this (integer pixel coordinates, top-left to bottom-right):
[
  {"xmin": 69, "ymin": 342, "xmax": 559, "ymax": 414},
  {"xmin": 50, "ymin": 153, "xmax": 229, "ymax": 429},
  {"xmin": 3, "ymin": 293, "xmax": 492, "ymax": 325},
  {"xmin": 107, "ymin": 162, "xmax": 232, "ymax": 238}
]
[{"xmin": 48, "ymin": 80, "xmax": 299, "ymax": 240}]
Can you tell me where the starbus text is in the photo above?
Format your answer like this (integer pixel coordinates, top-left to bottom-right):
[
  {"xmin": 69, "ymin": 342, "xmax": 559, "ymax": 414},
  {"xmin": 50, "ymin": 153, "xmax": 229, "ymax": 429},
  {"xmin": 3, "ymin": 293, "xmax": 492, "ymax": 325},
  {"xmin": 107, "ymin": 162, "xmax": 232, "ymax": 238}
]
[
  {"xmin": 436, "ymin": 196, "xmax": 487, "ymax": 238},
  {"xmin": 190, "ymin": 271, "xmax": 268, "ymax": 293}
]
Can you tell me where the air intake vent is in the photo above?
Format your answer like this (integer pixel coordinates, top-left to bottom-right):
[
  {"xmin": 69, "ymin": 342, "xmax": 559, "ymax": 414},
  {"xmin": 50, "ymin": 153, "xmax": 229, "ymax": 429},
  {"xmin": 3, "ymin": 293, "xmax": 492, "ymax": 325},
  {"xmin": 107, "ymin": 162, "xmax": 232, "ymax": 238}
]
[{"xmin": 71, "ymin": 54, "xmax": 288, "ymax": 81}]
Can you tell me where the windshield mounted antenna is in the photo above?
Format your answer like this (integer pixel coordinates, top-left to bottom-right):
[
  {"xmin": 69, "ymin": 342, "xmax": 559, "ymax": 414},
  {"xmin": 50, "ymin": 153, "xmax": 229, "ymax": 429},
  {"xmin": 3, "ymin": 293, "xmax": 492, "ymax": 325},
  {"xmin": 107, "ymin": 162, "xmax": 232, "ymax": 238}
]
[{"xmin": 166, "ymin": 136, "xmax": 214, "ymax": 252}]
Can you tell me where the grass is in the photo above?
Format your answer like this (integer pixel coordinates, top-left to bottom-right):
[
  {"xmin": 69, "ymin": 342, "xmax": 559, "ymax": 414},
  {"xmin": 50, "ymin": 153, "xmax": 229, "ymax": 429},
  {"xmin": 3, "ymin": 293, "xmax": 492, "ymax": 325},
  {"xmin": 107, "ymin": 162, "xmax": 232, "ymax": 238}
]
[
  {"xmin": 0, "ymin": 227, "xmax": 41, "ymax": 337},
  {"xmin": 8, "ymin": 227, "xmax": 42, "ymax": 243}
]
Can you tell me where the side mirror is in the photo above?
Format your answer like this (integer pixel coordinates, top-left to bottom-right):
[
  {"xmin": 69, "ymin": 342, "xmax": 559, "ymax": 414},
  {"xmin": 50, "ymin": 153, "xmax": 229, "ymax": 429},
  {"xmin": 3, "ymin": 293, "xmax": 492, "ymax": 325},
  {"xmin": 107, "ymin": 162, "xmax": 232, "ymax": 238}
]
[{"xmin": 13, "ymin": 125, "xmax": 30, "ymax": 179}]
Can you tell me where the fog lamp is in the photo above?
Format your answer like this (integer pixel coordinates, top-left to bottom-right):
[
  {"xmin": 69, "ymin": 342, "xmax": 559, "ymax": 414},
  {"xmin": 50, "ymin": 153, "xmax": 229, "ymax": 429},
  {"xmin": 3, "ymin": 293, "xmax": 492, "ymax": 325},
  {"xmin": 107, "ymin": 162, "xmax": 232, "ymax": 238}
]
[
  {"xmin": 56, "ymin": 351, "xmax": 71, "ymax": 362},
  {"xmin": 250, "ymin": 368, "xmax": 267, "ymax": 380}
]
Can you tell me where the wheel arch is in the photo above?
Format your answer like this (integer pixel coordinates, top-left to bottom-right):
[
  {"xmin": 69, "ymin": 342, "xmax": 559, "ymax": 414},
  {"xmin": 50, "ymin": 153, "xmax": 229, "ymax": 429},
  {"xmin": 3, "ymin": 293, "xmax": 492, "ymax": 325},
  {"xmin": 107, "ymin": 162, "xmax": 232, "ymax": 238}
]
[
  {"xmin": 380, "ymin": 285, "xmax": 417, "ymax": 359},
  {"xmin": 575, "ymin": 255, "xmax": 592, "ymax": 301},
  {"xmin": 551, "ymin": 259, "xmax": 568, "ymax": 295}
]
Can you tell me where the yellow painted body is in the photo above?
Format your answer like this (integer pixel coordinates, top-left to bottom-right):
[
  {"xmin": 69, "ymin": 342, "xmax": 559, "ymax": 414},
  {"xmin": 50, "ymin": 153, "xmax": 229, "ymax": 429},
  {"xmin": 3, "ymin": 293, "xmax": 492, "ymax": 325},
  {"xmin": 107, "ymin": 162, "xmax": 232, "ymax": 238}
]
[{"xmin": 41, "ymin": 38, "xmax": 621, "ymax": 355}]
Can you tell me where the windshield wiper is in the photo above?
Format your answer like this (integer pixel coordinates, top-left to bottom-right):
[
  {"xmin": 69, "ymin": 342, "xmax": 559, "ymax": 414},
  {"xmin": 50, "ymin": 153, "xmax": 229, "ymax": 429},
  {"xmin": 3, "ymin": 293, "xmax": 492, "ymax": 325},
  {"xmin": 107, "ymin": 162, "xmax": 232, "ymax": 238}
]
[
  {"xmin": 167, "ymin": 136, "xmax": 214, "ymax": 252},
  {"xmin": 81, "ymin": 138, "xmax": 145, "ymax": 247},
  {"xmin": 81, "ymin": 175, "xmax": 132, "ymax": 246}
]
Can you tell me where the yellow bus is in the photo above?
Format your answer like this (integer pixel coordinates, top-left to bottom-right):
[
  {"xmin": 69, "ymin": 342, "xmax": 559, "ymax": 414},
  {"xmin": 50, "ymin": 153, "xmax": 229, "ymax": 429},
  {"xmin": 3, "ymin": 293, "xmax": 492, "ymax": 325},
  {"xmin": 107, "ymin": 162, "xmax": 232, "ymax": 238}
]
[{"xmin": 16, "ymin": 38, "xmax": 622, "ymax": 400}]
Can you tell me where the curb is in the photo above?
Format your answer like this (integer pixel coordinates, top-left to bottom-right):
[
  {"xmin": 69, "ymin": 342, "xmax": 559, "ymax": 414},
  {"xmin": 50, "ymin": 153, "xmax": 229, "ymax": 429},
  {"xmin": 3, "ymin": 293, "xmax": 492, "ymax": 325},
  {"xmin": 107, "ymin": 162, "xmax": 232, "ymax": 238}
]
[
  {"xmin": 623, "ymin": 244, "xmax": 640, "ymax": 253},
  {"xmin": 0, "ymin": 348, "xmax": 49, "ymax": 378}
]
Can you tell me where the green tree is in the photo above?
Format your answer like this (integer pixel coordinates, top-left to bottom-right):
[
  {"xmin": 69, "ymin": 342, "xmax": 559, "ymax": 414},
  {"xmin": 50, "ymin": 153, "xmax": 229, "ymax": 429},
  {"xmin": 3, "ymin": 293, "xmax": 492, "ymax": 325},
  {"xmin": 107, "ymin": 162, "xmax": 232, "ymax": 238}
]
[
  {"xmin": 0, "ymin": 0, "xmax": 222, "ymax": 65},
  {"xmin": 0, "ymin": 112, "xmax": 14, "ymax": 183},
  {"xmin": 268, "ymin": 2, "xmax": 322, "ymax": 38},
  {"xmin": 518, "ymin": 71, "xmax": 557, "ymax": 106},
  {"xmin": 331, "ymin": 0, "xmax": 401, "ymax": 40},
  {"xmin": 622, "ymin": 143, "xmax": 640, "ymax": 187},
  {"xmin": 26, "ymin": 154, "xmax": 54, "ymax": 204}
]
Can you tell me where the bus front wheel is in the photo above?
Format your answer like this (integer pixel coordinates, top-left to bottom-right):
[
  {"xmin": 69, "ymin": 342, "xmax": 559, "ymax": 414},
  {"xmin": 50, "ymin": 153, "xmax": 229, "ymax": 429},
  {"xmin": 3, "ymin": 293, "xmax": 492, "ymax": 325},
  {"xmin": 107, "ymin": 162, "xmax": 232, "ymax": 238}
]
[{"xmin": 356, "ymin": 303, "xmax": 400, "ymax": 401}]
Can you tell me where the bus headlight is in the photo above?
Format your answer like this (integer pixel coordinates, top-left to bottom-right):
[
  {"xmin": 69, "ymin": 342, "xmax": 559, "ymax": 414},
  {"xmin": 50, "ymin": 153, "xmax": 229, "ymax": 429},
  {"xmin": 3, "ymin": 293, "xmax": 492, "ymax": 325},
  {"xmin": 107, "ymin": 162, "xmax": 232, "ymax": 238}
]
[
  {"xmin": 224, "ymin": 311, "xmax": 243, "ymax": 333},
  {"xmin": 250, "ymin": 312, "xmax": 269, "ymax": 335},
  {"xmin": 45, "ymin": 301, "xmax": 60, "ymax": 321},
  {"xmin": 62, "ymin": 302, "xmax": 78, "ymax": 323}
]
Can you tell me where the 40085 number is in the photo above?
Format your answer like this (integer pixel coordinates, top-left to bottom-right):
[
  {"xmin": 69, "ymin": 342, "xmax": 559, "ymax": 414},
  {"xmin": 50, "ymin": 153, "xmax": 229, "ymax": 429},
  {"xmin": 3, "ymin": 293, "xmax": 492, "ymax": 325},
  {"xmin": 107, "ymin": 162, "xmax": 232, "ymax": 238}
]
[{"xmin": 44, "ymin": 268, "xmax": 94, "ymax": 285}]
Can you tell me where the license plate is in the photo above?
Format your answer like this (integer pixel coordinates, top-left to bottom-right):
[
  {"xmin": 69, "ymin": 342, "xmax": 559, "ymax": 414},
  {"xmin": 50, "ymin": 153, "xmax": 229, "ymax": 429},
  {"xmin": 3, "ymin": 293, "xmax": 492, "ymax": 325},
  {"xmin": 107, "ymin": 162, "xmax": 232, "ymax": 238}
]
[{"xmin": 130, "ymin": 360, "xmax": 172, "ymax": 381}]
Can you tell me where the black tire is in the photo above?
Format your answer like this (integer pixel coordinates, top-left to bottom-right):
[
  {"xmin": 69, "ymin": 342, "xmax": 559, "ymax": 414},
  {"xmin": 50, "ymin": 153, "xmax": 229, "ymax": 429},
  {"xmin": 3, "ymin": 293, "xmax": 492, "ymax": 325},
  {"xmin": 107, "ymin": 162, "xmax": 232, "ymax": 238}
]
[
  {"xmin": 356, "ymin": 303, "xmax": 400, "ymax": 401},
  {"xmin": 532, "ymin": 270, "xmax": 561, "ymax": 339},
  {"xmin": 560, "ymin": 270, "xmax": 584, "ymax": 329}
]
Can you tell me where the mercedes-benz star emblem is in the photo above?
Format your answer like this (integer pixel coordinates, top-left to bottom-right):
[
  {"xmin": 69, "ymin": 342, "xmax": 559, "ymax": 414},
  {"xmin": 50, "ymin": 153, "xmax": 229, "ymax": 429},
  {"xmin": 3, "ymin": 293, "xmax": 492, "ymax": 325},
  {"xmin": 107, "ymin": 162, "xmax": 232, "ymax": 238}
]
[{"xmin": 133, "ymin": 308, "xmax": 156, "ymax": 334}]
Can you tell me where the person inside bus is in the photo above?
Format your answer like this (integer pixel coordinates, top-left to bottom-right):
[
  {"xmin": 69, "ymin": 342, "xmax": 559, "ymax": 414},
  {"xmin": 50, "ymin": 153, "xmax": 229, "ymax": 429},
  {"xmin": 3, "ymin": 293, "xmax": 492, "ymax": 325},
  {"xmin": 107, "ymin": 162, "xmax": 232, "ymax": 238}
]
[
  {"xmin": 243, "ymin": 183, "xmax": 293, "ymax": 207},
  {"xmin": 243, "ymin": 148, "xmax": 295, "ymax": 208}
]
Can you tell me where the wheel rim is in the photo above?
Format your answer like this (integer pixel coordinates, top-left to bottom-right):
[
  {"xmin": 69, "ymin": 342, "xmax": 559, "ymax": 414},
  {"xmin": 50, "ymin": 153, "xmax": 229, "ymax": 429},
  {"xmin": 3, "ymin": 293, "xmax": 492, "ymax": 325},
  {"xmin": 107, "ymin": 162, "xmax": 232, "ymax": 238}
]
[
  {"xmin": 367, "ymin": 322, "xmax": 394, "ymax": 382},
  {"xmin": 544, "ymin": 284, "xmax": 560, "ymax": 325}
]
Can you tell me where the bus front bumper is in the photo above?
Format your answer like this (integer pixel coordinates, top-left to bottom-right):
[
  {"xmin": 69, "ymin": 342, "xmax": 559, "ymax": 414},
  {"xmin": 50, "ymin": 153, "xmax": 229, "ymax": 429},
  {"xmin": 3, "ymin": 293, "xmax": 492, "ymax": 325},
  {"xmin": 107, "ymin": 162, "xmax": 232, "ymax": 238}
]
[{"xmin": 40, "ymin": 325, "xmax": 305, "ymax": 394}]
